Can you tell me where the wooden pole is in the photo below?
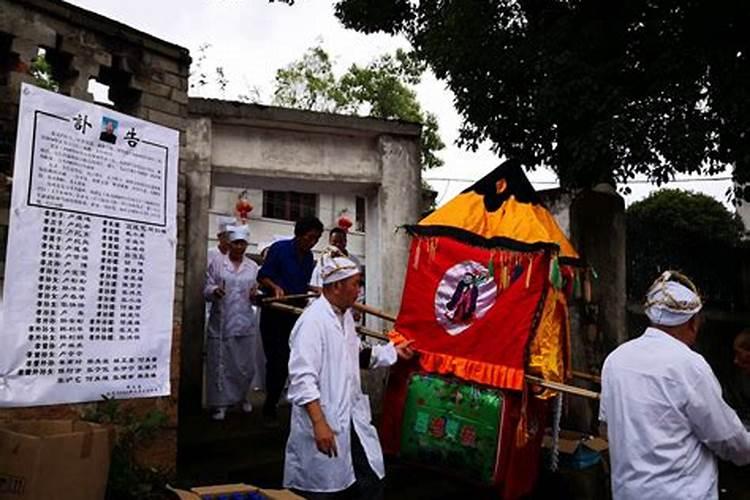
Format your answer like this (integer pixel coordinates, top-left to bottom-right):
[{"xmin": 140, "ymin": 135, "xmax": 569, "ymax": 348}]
[
  {"xmin": 526, "ymin": 375, "xmax": 600, "ymax": 400},
  {"xmin": 352, "ymin": 302, "xmax": 397, "ymax": 323},
  {"xmin": 268, "ymin": 302, "xmax": 389, "ymax": 341},
  {"xmin": 571, "ymin": 370, "xmax": 602, "ymax": 384},
  {"xmin": 261, "ymin": 293, "xmax": 319, "ymax": 304},
  {"xmin": 267, "ymin": 302, "xmax": 304, "ymax": 315}
]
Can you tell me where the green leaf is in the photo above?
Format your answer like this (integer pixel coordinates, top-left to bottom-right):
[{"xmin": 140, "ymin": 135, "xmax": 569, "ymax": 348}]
[{"xmin": 272, "ymin": 44, "xmax": 445, "ymax": 169}]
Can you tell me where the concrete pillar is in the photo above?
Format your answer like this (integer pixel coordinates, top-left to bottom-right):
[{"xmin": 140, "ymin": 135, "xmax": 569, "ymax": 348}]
[
  {"xmin": 364, "ymin": 192, "xmax": 382, "ymax": 332},
  {"xmin": 375, "ymin": 135, "xmax": 421, "ymax": 318},
  {"xmin": 177, "ymin": 118, "xmax": 212, "ymax": 418},
  {"xmin": 361, "ymin": 135, "xmax": 420, "ymax": 418},
  {"xmin": 566, "ymin": 187, "xmax": 626, "ymax": 432},
  {"xmin": 570, "ymin": 187, "xmax": 627, "ymax": 351}
]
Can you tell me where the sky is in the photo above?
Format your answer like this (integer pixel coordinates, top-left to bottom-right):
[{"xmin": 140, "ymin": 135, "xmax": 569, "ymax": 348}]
[{"xmin": 68, "ymin": 0, "xmax": 735, "ymax": 209}]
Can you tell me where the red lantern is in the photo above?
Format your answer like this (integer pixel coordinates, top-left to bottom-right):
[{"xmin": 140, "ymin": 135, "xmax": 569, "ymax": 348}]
[
  {"xmin": 337, "ymin": 215, "xmax": 353, "ymax": 231},
  {"xmin": 235, "ymin": 190, "xmax": 254, "ymax": 222}
]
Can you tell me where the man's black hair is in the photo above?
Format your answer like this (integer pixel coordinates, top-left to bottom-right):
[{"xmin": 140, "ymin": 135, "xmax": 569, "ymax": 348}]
[
  {"xmin": 294, "ymin": 215, "xmax": 324, "ymax": 237},
  {"xmin": 330, "ymin": 227, "xmax": 347, "ymax": 238}
]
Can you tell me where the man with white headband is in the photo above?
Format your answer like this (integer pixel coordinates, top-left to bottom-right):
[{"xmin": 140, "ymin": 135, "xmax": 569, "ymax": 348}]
[
  {"xmin": 283, "ymin": 255, "xmax": 415, "ymax": 499},
  {"xmin": 600, "ymin": 271, "xmax": 750, "ymax": 500}
]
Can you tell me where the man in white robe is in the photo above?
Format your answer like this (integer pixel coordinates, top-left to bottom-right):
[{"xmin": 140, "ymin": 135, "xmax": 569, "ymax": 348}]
[
  {"xmin": 600, "ymin": 270, "xmax": 750, "ymax": 500},
  {"xmin": 284, "ymin": 256, "xmax": 414, "ymax": 499}
]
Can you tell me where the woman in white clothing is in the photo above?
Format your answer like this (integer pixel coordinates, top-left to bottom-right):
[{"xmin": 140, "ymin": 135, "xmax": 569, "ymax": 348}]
[{"xmin": 204, "ymin": 225, "xmax": 259, "ymax": 421}]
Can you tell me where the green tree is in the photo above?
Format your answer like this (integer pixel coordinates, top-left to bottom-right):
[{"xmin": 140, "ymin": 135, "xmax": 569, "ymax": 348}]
[
  {"xmin": 273, "ymin": 45, "xmax": 344, "ymax": 112},
  {"xmin": 29, "ymin": 52, "xmax": 59, "ymax": 92},
  {"xmin": 333, "ymin": 1, "xmax": 750, "ymax": 198},
  {"xmin": 627, "ymin": 189, "xmax": 745, "ymax": 306},
  {"xmin": 272, "ymin": 45, "xmax": 445, "ymax": 169}
]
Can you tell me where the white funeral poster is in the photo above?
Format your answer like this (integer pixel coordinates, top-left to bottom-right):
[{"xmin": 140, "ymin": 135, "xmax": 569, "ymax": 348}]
[{"xmin": 0, "ymin": 83, "xmax": 178, "ymax": 406}]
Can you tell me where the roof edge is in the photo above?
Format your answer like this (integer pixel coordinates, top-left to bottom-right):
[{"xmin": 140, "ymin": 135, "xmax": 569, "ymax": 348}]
[
  {"xmin": 188, "ymin": 97, "xmax": 423, "ymax": 137},
  {"xmin": 12, "ymin": 0, "xmax": 190, "ymax": 63}
]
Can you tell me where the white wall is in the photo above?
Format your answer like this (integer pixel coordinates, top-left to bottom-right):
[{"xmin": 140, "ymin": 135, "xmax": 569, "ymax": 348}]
[
  {"xmin": 211, "ymin": 124, "xmax": 382, "ymax": 183},
  {"xmin": 192, "ymin": 113, "xmax": 421, "ymax": 325},
  {"xmin": 209, "ymin": 186, "xmax": 366, "ymax": 264}
]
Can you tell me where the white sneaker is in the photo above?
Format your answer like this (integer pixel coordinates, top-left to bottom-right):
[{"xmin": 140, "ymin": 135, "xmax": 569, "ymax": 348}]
[
  {"xmin": 211, "ymin": 408, "xmax": 226, "ymax": 421},
  {"xmin": 241, "ymin": 401, "xmax": 253, "ymax": 413}
]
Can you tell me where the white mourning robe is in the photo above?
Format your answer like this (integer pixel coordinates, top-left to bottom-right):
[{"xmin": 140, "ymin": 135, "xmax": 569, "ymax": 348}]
[
  {"xmin": 206, "ymin": 246, "xmax": 227, "ymax": 317},
  {"xmin": 283, "ymin": 296, "xmax": 397, "ymax": 492},
  {"xmin": 600, "ymin": 327, "xmax": 750, "ymax": 500},
  {"xmin": 207, "ymin": 246, "xmax": 226, "ymax": 268},
  {"xmin": 203, "ymin": 254, "xmax": 259, "ymax": 406}
]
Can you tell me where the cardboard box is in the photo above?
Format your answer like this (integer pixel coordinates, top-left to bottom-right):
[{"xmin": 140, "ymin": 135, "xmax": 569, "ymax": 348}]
[
  {"xmin": 0, "ymin": 419, "xmax": 111, "ymax": 500},
  {"xmin": 168, "ymin": 483, "xmax": 303, "ymax": 500},
  {"xmin": 543, "ymin": 430, "xmax": 608, "ymax": 470}
]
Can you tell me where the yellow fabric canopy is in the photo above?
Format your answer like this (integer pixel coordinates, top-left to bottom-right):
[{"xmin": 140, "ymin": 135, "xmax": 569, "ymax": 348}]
[{"xmin": 417, "ymin": 161, "xmax": 579, "ymax": 262}]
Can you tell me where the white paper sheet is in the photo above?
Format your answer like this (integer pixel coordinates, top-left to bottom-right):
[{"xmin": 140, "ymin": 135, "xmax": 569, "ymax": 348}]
[{"xmin": 0, "ymin": 84, "xmax": 178, "ymax": 406}]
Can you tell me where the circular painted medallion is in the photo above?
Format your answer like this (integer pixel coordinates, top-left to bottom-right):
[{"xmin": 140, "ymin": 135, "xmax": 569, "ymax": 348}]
[{"xmin": 434, "ymin": 260, "xmax": 497, "ymax": 336}]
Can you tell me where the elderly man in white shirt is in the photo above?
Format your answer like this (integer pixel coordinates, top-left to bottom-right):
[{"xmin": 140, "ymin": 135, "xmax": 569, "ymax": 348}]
[
  {"xmin": 600, "ymin": 270, "xmax": 750, "ymax": 500},
  {"xmin": 284, "ymin": 255, "xmax": 414, "ymax": 499}
]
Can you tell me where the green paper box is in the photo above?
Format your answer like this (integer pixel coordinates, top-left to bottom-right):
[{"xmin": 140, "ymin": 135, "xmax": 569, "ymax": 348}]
[{"xmin": 400, "ymin": 373, "xmax": 504, "ymax": 484}]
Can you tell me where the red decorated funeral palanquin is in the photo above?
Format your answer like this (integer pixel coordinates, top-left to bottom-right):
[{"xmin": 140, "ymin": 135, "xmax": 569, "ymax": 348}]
[{"xmin": 382, "ymin": 161, "xmax": 583, "ymax": 498}]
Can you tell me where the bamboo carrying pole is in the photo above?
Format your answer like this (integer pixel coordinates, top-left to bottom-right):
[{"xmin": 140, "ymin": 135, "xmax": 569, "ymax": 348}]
[
  {"xmin": 526, "ymin": 375, "xmax": 600, "ymax": 400},
  {"xmin": 261, "ymin": 293, "xmax": 320, "ymax": 304},
  {"xmin": 266, "ymin": 300, "xmax": 601, "ymax": 400},
  {"xmin": 352, "ymin": 302, "xmax": 397, "ymax": 322},
  {"xmin": 268, "ymin": 302, "xmax": 388, "ymax": 341},
  {"xmin": 571, "ymin": 370, "xmax": 602, "ymax": 385},
  {"xmin": 268, "ymin": 303, "xmax": 305, "ymax": 314}
]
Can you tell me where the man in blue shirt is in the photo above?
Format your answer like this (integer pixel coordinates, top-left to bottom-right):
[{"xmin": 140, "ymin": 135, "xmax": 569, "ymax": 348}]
[{"xmin": 258, "ymin": 215, "xmax": 323, "ymax": 422}]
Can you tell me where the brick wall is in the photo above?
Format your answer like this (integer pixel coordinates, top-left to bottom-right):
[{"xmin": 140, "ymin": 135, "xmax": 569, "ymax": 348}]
[{"xmin": 0, "ymin": 0, "xmax": 190, "ymax": 472}]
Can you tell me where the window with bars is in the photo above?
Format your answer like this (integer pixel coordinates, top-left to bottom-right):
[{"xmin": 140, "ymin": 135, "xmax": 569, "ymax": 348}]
[{"xmin": 262, "ymin": 190, "xmax": 318, "ymax": 222}]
